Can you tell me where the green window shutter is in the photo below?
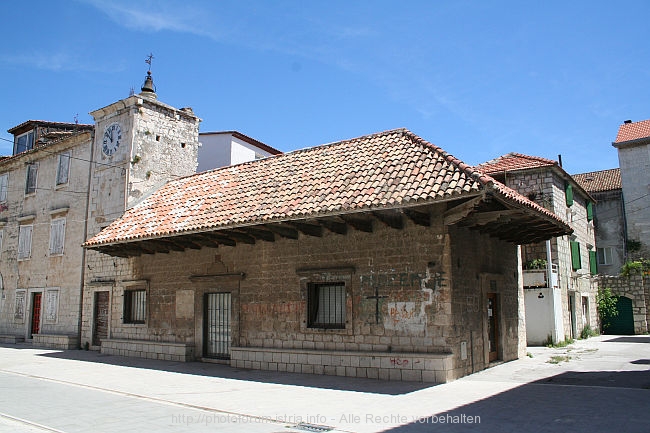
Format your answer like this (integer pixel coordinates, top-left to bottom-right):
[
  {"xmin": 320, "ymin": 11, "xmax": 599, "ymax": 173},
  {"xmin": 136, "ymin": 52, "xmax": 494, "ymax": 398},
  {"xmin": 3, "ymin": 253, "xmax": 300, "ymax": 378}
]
[
  {"xmin": 589, "ymin": 250, "xmax": 598, "ymax": 275},
  {"xmin": 570, "ymin": 241, "xmax": 581, "ymax": 271},
  {"xmin": 586, "ymin": 201, "xmax": 594, "ymax": 221},
  {"xmin": 565, "ymin": 183, "xmax": 574, "ymax": 207}
]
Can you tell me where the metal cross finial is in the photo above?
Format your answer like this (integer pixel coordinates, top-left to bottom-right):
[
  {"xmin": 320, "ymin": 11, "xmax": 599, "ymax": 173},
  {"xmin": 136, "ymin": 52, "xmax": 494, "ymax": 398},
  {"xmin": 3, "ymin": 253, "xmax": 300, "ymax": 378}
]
[{"xmin": 145, "ymin": 53, "xmax": 154, "ymax": 72}]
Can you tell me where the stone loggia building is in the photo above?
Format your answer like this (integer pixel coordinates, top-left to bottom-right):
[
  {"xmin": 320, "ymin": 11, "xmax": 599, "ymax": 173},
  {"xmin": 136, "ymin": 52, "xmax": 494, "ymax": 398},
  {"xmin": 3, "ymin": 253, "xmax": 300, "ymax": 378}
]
[{"xmin": 85, "ymin": 129, "xmax": 571, "ymax": 382}]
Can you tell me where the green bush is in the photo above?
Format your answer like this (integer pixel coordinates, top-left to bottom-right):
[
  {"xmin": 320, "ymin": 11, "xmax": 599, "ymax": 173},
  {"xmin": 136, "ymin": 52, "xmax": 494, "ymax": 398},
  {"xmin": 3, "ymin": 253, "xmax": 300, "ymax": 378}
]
[
  {"xmin": 597, "ymin": 288, "xmax": 619, "ymax": 331},
  {"xmin": 580, "ymin": 325, "xmax": 599, "ymax": 339}
]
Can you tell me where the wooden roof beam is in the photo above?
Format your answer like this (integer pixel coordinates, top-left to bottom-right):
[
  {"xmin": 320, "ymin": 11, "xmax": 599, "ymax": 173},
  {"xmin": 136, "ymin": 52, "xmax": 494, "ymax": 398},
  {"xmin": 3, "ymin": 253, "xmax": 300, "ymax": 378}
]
[
  {"xmin": 403, "ymin": 208, "xmax": 430, "ymax": 226},
  {"xmin": 265, "ymin": 223, "xmax": 300, "ymax": 240},
  {"xmin": 444, "ymin": 196, "xmax": 485, "ymax": 225},
  {"xmin": 372, "ymin": 210, "xmax": 404, "ymax": 229},
  {"xmin": 340, "ymin": 215, "xmax": 373, "ymax": 233},
  {"xmin": 287, "ymin": 221, "xmax": 323, "ymax": 237}
]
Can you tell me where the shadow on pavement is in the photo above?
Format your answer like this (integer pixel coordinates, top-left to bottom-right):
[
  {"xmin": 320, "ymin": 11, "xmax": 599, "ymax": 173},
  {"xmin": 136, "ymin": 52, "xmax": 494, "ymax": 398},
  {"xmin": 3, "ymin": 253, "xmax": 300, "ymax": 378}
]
[
  {"xmin": 28, "ymin": 346, "xmax": 433, "ymax": 395},
  {"xmin": 603, "ymin": 336, "xmax": 650, "ymax": 344},
  {"xmin": 380, "ymin": 370, "xmax": 650, "ymax": 432}
]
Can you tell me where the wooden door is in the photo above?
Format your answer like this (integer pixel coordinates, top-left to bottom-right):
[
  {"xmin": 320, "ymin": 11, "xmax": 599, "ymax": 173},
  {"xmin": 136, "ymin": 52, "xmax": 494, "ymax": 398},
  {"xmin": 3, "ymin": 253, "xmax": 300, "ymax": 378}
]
[
  {"xmin": 92, "ymin": 291, "xmax": 110, "ymax": 346},
  {"xmin": 31, "ymin": 292, "xmax": 42, "ymax": 338},
  {"xmin": 487, "ymin": 293, "xmax": 498, "ymax": 362}
]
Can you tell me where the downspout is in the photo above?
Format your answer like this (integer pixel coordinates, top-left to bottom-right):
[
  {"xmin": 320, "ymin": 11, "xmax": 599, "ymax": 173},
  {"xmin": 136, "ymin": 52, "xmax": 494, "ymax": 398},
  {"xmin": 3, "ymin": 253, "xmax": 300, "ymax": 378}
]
[{"xmin": 78, "ymin": 130, "xmax": 96, "ymax": 348}]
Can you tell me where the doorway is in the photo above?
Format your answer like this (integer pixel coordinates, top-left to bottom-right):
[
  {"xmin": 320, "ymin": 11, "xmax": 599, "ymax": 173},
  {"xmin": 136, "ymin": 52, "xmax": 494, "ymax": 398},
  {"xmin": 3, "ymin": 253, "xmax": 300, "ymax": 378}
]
[
  {"xmin": 204, "ymin": 292, "xmax": 231, "ymax": 359},
  {"xmin": 487, "ymin": 292, "xmax": 499, "ymax": 362},
  {"xmin": 30, "ymin": 292, "xmax": 42, "ymax": 338},
  {"xmin": 92, "ymin": 291, "xmax": 110, "ymax": 346}
]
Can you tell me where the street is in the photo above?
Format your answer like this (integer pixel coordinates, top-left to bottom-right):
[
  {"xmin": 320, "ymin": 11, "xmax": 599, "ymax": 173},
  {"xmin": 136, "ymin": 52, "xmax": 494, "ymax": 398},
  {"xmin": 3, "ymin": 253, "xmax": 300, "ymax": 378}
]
[{"xmin": 0, "ymin": 335, "xmax": 648, "ymax": 432}]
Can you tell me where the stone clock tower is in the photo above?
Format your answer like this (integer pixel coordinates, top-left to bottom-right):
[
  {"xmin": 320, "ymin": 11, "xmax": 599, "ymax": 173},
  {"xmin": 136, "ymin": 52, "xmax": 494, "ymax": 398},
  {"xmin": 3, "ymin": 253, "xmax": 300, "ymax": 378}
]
[{"xmin": 81, "ymin": 70, "xmax": 201, "ymax": 348}]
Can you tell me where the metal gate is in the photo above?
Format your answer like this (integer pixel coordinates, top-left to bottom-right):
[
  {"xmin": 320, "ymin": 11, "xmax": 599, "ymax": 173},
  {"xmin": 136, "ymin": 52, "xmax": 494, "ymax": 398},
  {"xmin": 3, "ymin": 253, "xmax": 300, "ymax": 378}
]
[
  {"xmin": 204, "ymin": 292, "xmax": 231, "ymax": 359},
  {"xmin": 607, "ymin": 296, "xmax": 634, "ymax": 335}
]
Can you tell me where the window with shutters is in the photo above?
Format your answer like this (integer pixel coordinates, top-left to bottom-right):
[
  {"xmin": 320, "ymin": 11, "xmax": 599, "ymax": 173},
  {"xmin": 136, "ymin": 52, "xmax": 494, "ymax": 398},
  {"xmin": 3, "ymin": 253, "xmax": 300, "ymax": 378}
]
[
  {"xmin": 25, "ymin": 164, "xmax": 38, "ymax": 195},
  {"xmin": 565, "ymin": 183, "xmax": 574, "ymax": 207},
  {"xmin": 307, "ymin": 282, "xmax": 346, "ymax": 329},
  {"xmin": 56, "ymin": 152, "xmax": 70, "ymax": 185},
  {"xmin": 0, "ymin": 174, "xmax": 7, "ymax": 203},
  {"xmin": 589, "ymin": 250, "xmax": 598, "ymax": 275},
  {"xmin": 18, "ymin": 225, "xmax": 33, "ymax": 260},
  {"xmin": 570, "ymin": 241, "xmax": 581, "ymax": 271},
  {"xmin": 49, "ymin": 218, "xmax": 66, "ymax": 256},
  {"xmin": 124, "ymin": 289, "xmax": 146, "ymax": 324}
]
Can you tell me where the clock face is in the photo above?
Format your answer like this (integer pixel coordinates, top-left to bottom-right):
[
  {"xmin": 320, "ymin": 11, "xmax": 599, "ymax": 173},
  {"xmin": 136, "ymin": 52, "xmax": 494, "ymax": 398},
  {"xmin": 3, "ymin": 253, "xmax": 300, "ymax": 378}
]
[{"xmin": 102, "ymin": 122, "xmax": 122, "ymax": 156}]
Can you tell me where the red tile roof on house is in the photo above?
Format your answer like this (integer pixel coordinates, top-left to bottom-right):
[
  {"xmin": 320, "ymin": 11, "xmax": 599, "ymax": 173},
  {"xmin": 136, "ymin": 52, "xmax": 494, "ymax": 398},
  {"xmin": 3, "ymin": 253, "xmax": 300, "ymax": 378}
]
[
  {"xmin": 572, "ymin": 168, "xmax": 621, "ymax": 193},
  {"xmin": 613, "ymin": 119, "xmax": 650, "ymax": 144},
  {"xmin": 85, "ymin": 129, "xmax": 570, "ymax": 249},
  {"xmin": 475, "ymin": 152, "xmax": 558, "ymax": 175}
]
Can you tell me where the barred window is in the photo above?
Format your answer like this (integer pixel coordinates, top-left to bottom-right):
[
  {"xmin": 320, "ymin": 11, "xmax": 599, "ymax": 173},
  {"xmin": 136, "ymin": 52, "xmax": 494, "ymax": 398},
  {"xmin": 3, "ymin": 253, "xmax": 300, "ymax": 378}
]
[
  {"xmin": 124, "ymin": 289, "xmax": 146, "ymax": 324},
  {"xmin": 308, "ymin": 283, "xmax": 346, "ymax": 329}
]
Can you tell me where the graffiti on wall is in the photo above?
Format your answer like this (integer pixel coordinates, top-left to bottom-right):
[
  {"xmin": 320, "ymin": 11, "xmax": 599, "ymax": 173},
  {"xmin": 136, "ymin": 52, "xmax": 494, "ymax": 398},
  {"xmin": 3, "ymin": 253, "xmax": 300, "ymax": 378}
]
[{"xmin": 359, "ymin": 268, "xmax": 444, "ymax": 335}]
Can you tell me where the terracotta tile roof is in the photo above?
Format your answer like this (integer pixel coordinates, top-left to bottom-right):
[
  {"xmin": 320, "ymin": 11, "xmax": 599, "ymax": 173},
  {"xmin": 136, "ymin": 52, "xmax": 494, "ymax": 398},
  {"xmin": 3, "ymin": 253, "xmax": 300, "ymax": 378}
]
[
  {"xmin": 573, "ymin": 168, "xmax": 621, "ymax": 193},
  {"xmin": 475, "ymin": 152, "xmax": 558, "ymax": 175},
  {"xmin": 613, "ymin": 119, "xmax": 650, "ymax": 144},
  {"xmin": 85, "ymin": 129, "xmax": 569, "ymax": 247}
]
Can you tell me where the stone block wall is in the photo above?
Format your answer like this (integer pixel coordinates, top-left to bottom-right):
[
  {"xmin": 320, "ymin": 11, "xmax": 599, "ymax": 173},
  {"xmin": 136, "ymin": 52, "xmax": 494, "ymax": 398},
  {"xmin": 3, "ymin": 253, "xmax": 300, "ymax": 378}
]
[
  {"xmin": 0, "ymin": 132, "xmax": 92, "ymax": 341},
  {"xmin": 230, "ymin": 347, "xmax": 454, "ymax": 383},
  {"xmin": 101, "ymin": 338, "xmax": 193, "ymax": 362},
  {"xmin": 598, "ymin": 275, "xmax": 649, "ymax": 334}
]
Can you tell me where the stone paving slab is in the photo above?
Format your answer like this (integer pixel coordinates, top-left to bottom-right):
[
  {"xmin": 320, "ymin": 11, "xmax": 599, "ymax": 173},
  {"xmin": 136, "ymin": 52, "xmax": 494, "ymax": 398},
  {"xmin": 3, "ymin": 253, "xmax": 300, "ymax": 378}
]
[{"xmin": 0, "ymin": 335, "xmax": 648, "ymax": 432}]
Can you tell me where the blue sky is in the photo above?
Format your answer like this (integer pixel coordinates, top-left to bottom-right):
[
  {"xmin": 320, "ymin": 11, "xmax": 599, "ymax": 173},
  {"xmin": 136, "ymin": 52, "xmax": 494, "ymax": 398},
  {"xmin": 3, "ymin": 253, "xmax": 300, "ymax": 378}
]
[{"xmin": 1, "ymin": 1, "xmax": 648, "ymax": 174}]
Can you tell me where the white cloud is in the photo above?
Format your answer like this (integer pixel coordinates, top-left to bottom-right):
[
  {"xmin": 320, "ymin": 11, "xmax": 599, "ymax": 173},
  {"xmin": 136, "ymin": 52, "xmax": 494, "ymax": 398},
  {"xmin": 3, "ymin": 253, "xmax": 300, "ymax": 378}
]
[
  {"xmin": 3, "ymin": 51, "xmax": 112, "ymax": 72},
  {"xmin": 81, "ymin": 0, "xmax": 219, "ymax": 39}
]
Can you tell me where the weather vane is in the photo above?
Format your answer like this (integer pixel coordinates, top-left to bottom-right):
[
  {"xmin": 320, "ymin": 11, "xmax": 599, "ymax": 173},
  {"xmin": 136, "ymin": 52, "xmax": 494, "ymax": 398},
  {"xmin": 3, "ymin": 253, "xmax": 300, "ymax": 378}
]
[{"xmin": 145, "ymin": 53, "xmax": 154, "ymax": 72}]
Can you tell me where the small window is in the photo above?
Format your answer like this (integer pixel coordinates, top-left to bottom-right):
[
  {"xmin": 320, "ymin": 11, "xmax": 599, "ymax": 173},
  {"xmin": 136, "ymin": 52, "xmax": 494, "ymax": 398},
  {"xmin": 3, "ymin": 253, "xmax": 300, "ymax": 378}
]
[
  {"xmin": 565, "ymin": 183, "xmax": 574, "ymax": 207},
  {"xmin": 0, "ymin": 173, "xmax": 7, "ymax": 203},
  {"xmin": 597, "ymin": 247, "xmax": 613, "ymax": 266},
  {"xmin": 49, "ymin": 218, "xmax": 66, "ymax": 255},
  {"xmin": 56, "ymin": 152, "xmax": 70, "ymax": 185},
  {"xmin": 14, "ymin": 131, "xmax": 34, "ymax": 155},
  {"xmin": 18, "ymin": 225, "xmax": 33, "ymax": 260},
  {"xmin": 589, "ymin": 250, "xmax": 598, "ymax": 275},
  {"xmin": 124, "ymin": 289, "xmax": 146, "ymax": 324},
  {"xmin": 308, "ymin": 283, "xmax": 346, "ymax": 329},
  {"xmin": 0, "ymin": 228, "xmax": 3, "ymax": 252},
  {"xmin": 25, "ymin": 164, "xmax": 38, "ymax": 194},
  {"xmin": 570, "ymin": 241, "xmax": 581, "ymax": 271}
]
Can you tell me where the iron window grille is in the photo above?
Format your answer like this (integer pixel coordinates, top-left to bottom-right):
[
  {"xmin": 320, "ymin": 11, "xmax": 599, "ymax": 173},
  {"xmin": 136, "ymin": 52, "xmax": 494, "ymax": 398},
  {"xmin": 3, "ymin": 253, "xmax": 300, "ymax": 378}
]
[
  {"xmin": 123, "ymin": 289, "xmax": 146, "ymax": 324},
  {"xmin": 308, "ymin": 282, "xmax": 346, "ymax": 329}
]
